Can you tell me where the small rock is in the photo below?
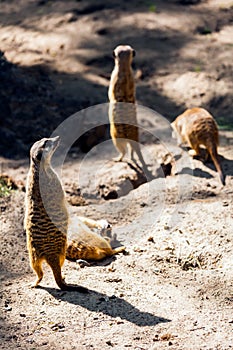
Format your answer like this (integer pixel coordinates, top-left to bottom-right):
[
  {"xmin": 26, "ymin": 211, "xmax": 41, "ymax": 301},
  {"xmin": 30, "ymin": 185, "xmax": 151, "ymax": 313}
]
[
  {"xmin": 98, "ymin": 296, "xmax": 109, "ymax": 302},
  {"xmin": 106, "ymin": 278, "xmax": 122, "ymax": 283},
  {"xmin": 109, "ymin": 295, "xmax": 117, "ymax": 300},
  {"xmin": 51, "ymin": 323, "xmax": 65, "ymax": 331},
  {"xmin": 160, "ymin": 333, "xmax": 172, "ymax": 341},
  {"xmin": 133, "ymin": 247, "xmax": 144, "ymax": 253},
  {"xmin": 153, "ymin": 334, "xmax": 159, "ymax": 341},
  {"xmin": 5, "ymin": 305, "xmax": 12, "ymax": 311},
  {"xmin": 106, "ymin": 340, "xmax": 114, "ymax": 346}
]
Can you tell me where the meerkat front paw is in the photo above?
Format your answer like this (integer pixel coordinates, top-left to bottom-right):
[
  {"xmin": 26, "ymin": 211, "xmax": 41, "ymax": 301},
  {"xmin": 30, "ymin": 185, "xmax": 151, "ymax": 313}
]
[
  {"xmin": 188, "ymin": 149, "xmax": 198, "ymax": 157},
  {"xmin": 76, "ymin": 259, "xmax": 91, "ymax": 268},
  {"xmin": 97, "ymin": 219, "xmax": 112, "ymax": 238}
]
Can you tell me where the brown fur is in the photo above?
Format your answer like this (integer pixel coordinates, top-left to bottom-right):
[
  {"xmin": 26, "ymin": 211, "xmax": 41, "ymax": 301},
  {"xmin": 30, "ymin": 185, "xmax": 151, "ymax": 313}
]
[
  {"xmin": 24, "ymin": 136, "xmax": 88, "ymax": 292},
  {"xmin": 171, "ymin": 107, "xmax": 225, "ymax": 185},
  {"xmin": 108, "ymin": 45, "xmax": 150, "ymax": 177},
  {"xmin": 67, "ymin": 217, "xmax": 125, "ymax": 261}
]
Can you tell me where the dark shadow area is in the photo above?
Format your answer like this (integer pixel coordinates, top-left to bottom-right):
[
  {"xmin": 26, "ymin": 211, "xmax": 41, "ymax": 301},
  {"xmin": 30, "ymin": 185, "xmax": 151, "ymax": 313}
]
[
  {"xmin": 177, "ymin": 166, "xmax": 213, "ymax": 179},
  {"xmin": 191, "ymin": 189, "xmax": 217, "ymax": 200},
  {"xmin": 37, "ymin": 285, "xmax": 171, "ymax": 327},
  {"xmin": 97, "ymin": 160, "xmax": 153, "ymax": 201},
  {"xmin": 66, "ymin": 254, "xmax": 118, "ymax": 266},
  {"xmin": 0, "ymin": 51, "xmax": 108, "ymax": 159},
  {"xmin": 126, "ymin": 160, "xmax": 153, "ymax": 183},
  {"xmin": 204, "ymin": 155, "xmax": 233, "ymax": 178},
  {"xmin": 181, "ymin": 153, "xmax": 233, "ymax": 180}
]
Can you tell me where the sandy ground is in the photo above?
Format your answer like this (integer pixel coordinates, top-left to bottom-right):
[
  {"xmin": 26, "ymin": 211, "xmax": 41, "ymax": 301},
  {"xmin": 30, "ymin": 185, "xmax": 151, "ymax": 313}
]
[{"xmin": 0, "ymin": 1, "xmax": 233, "ymax": 349}]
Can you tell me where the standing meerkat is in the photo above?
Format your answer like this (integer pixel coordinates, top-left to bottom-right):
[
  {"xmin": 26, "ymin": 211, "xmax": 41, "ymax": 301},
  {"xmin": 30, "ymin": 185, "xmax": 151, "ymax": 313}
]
[
  {"xmin": 171, "ymin": 107, "xmax": 225, "ymax": 185},
  {"xmin": 108, "ymin": 45, "xmax": 150, "ymax": 177},
  {"xmin": 24, "ymin": 136, "xmax": 88, "ymax": 292}
]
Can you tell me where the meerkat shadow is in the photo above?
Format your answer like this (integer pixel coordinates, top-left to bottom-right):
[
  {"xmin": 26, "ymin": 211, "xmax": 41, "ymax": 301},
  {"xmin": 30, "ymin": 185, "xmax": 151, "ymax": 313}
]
[
  {"xmin": 176, "ymin": 167, "xmax": 214, "ymax": 179},
  {"xmin": 79, "ymin": 255, "xmax": 118, "ymax": 267},
  {"xmin": 126, "ymin": 160, "xmax": 154, "ymax": 182},
  {"xmin": 37, "ymin": 286, "xmax": 171, "ymax": 327}
]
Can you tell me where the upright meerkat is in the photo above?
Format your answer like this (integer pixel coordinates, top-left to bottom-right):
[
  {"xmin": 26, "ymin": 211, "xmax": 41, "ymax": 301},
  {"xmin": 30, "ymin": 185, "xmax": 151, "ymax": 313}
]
[
  {"xmin": 108, "ymin": 45, "xmax": 150, "ymax": 177},
  {"xmin": 171, "ymin": 107, "xmax": 225, "ymax": 185},
  {"xmin": 67, "ymin": 217, "xmax": 125, "ymax": 262},
  {"xmin": 24, "ymin": 136, "xmax": 88, "ymax": 292}
]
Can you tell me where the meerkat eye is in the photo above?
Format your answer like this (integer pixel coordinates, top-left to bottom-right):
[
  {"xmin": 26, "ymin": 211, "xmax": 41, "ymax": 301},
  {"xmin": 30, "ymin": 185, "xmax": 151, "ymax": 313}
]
[
  {"xmin": 112, "ymin": 50, "xmax": 116, "ymax": 58},
  {"xmin": 132, "ymin": 50, "xmax": 136, "ymax": 57},
  {"xmin": 44, "ymin": 140, "xmax": 52, "ymax": 150},
  {"xmin": 36, "ymin": 150, "xmax": 43, "ymax": 161}
]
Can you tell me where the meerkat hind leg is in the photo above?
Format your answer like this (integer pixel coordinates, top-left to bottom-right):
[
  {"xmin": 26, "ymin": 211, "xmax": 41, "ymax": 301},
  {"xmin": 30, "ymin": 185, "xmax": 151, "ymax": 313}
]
[
  {"xmin": 188, "ymin": 143, "xmax": 200, "ymax": 157},
  {"xmin": 31, "ymin": 258, "xmax": 44, "ymax": 287},
  {"xmin": 112, "ymin": 138, "xmax": 127, "ymax": 162},
  {"xmin": 188, "ymin": 135, "xmax": 200, "ymax": 157}
]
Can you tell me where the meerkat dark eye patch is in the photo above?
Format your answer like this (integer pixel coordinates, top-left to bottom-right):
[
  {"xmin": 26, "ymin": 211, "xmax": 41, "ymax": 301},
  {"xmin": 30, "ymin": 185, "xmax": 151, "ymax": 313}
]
[
  {"xmin": 132, "ymin": 49, "xmax": 136, "ymax": 57},
  {"xmin": 36, "ymin": 150, "xmax": 43, "ymax": 161},
  {"xmin": 44, "ymin": 140, "xmax": 51, "ymax": 147},
  {"xmin": 112, "ymin": 50, "xmax": 116, "ymax": 58}
]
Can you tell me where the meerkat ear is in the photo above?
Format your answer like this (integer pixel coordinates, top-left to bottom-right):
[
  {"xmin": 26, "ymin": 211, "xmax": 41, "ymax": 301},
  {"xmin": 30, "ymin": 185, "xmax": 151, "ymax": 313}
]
[
  {"xmin": 132, "ymin": 49, "xmax": 136, "ymax": 57},
  {"xmin": 112, "ymin": 50, "xmax": 116, "ymax": 58}
]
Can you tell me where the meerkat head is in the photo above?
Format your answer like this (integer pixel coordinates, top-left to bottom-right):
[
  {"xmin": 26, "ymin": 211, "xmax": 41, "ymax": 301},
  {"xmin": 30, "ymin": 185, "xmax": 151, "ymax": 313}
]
[
  {"xmin": 113, "ymin": 45, "xmax": 136, "ymax": 66},
  {"xmin": 30, "ymin": 136, "xmax": 60, "ymax": 166}
]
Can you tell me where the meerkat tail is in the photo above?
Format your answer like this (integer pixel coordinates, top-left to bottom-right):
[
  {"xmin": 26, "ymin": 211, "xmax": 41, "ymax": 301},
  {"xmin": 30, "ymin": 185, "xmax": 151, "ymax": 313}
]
[
  {"xmin": 208, "ymin": 146, "xmax": 225, "ymax": 186},
  {"xmin": 112, "ymin": 246, "xmax": 126, "ymax": 255}
]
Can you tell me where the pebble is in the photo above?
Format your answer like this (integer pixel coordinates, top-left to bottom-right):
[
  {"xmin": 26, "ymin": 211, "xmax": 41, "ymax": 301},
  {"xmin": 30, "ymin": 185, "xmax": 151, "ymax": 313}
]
[{"xmin": 5, "ymin": 305, "xmax": 12, "ymax": 311}]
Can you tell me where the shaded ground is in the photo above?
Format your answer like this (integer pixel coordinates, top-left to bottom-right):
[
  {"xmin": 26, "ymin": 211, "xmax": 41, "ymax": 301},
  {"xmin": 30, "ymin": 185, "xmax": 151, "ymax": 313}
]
[{"xmin": 0, "ymin": 1, "xmax": 233, "ymax": 349}]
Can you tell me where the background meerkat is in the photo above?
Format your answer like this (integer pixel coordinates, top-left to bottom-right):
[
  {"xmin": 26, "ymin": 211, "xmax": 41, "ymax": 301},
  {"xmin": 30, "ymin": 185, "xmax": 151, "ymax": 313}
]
[
  {"xmin": 171, "ymin": 107, "xmax": 225, "ymax": 185},
  {"xmin": 108, "ymin": 45, "xmax": 150, "ymax": 177},
  {"xmin": 24, "ymin": 136, "xmax": 88, "ymax": 292},
  {"xmin": 67, "ymin": 216, "xmax": 125, "ymax": 262}
]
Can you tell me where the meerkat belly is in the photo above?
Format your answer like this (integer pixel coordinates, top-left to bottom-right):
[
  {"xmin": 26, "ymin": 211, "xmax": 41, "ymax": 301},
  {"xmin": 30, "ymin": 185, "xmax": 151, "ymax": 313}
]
[{"xmin": 109, "ymin": 102, "xmax": 138, "ymax": 141}]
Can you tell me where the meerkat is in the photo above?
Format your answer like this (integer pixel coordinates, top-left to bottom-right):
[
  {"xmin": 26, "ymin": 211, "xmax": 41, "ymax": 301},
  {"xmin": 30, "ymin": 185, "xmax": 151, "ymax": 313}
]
[
  {"xmin": 24, "ymin": 136, "xmax": 88, "ymax": 292},
  {"xmin": 108, "ymin": 45, "xmax": 150, "ymax": 177},
  {"xmin": 67, "ymin": 216, "xmax": 125, "ymax": 261},
  {"xmin": 171, "ymin": 107, "xmax": 225, "ymax": 185}
]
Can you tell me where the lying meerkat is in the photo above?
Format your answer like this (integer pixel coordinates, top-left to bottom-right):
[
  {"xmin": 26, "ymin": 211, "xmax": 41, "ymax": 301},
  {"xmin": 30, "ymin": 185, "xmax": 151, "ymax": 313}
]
[
  {"xmin": 24, "ymin": 136, "xmax": 88, "ymax": 292},
  {"xmin": 171, "ymin": 107, "xmax": 225, "ymax": 185},
  {"xmin": 67, "ymin": 216, "xmax": 125, "ymax": 262},
  {"xmin": 108, "ymin": 45, "xmax": 150, "ymax": 177}
]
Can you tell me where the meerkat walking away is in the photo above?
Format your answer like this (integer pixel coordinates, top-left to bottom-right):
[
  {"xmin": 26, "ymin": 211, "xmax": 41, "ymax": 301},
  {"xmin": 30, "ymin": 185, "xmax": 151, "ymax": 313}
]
[
  {"xmin": 24, "ymin": 136, "xmax": 88, "ymax": 292},
  {"xmin": 171, "ymin": 107, "xmax": 225, "ymax": 185},
  {"xmin": 67, "ymin": 216, "xmax": 125, "ymax": 262},
  {"xmin": 108, "ymin": 45, "xmax": 150, "ymax": 177}
]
